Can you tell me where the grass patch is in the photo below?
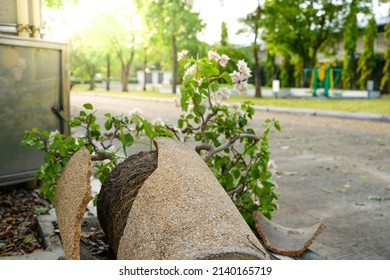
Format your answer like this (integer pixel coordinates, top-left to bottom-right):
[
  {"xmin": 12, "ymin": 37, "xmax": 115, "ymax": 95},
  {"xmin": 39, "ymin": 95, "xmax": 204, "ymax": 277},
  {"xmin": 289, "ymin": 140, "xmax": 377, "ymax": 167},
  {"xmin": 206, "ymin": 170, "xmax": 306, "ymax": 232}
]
[
  {"xmin": 71, "ymin": 83, "xmax": 176, "ymax": 99},
  {"xmin": 229, "ymin": 95, "xmax": 390, "ymax": 115},
  {"xmin": 72, "ymin": 84, "xmax": 390, "ymax": 115}
]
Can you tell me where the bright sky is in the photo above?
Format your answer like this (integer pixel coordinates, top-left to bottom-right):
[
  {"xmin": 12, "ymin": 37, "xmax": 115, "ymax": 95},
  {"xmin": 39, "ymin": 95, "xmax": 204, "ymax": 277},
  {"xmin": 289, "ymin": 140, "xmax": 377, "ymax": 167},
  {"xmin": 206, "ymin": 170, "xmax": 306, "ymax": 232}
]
[
  {"xmin": 44, "ymin": 0, "xmax": 389, "ymax": 45},
  {"xmin": 44, "ymin": 0, "xmax": 259, "ymax": 44},
  {"xmin": 192, "ymin": 0, "xmax": 259, "ymax": 45}
]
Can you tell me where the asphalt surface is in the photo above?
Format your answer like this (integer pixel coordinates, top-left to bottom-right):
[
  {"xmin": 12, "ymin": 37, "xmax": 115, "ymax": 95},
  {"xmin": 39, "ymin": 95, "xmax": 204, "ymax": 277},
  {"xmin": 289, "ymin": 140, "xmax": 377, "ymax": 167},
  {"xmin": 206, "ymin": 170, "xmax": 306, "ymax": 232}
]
[{"xmin": 3, "ymin": 92, "xmax": 377, "ymax": 260}]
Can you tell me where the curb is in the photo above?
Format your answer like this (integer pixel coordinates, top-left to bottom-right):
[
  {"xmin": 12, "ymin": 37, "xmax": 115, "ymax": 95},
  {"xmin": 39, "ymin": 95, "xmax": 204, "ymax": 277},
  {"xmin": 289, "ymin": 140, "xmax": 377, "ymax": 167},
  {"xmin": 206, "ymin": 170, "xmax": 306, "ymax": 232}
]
[
  {"xmin": 72, "ymin": 92, "xmax": 390, "ymax": 123},
  {"xmin": 252, "ymin": 106, "xmax": 390, "ymax": 123}
]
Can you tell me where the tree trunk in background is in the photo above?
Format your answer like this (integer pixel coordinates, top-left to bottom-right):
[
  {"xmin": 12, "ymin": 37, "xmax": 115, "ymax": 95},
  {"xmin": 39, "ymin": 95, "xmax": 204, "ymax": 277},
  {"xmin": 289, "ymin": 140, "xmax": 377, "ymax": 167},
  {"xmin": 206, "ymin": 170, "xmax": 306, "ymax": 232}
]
[
  {"xmin": 121, "ymin": 63, "xmax": 129, "ymax": 92},
  {"xmin": 172, "ymin": 34, "xmax": 178, "ymax": 94},
  {"xmin": 253, "ymin": 46, "xmax": 262, "ymax": 98},
  {"xmin": 106, "ymin": 54, "xmax": 111, "ymax": 91},
  {"xmin": 143, "ymin": 52, "xmax": 147, "ymax": 91}
]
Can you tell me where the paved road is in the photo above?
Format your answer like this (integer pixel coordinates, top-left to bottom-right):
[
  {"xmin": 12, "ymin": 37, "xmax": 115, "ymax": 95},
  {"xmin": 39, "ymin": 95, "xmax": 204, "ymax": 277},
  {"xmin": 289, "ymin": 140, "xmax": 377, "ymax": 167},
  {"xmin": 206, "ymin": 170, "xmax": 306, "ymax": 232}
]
[{"xmin": 71, "ymin": 92, "xmax": 390, "ymax": 260}]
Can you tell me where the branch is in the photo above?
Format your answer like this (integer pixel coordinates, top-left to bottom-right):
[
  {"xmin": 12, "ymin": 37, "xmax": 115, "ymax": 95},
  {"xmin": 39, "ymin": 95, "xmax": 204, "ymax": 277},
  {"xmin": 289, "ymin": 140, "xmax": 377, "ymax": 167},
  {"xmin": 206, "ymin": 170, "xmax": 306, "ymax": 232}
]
[
  {"xmin": 195, "ymin": 143, "xmax": 212, "ymax": 155},
  {"xmin": 204, "ymin": 133, "xmax": 260, "ymax": 162},
  {"xmin": 91, "ymin": 152, "xmax": 116, "ymax": 161}
]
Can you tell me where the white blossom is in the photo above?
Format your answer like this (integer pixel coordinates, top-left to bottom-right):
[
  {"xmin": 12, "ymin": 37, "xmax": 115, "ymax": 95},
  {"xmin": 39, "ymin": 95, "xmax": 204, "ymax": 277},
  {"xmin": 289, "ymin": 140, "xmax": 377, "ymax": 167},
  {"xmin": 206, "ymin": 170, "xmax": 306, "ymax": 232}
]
[
  {"xmin": 177, "ymin": 49, "xmax": 188, "ymax": 61},
  {"xmin": 237, "ymin": 59, "xmax": 251, "ymax": 80},
  {"xmin": 129, "ymin": 108, "xmax": 143, "ymax": 119},
  {"xmin": 230, "ymin": 70, "xmax": 242, "ymax": 83},
  {"xmin": 152, "ymin": 117, "xmax": 165, "ymax": 127},
  {"xmin": 219, "ymin": 54, "xmax": 230, "ymax": 67},
  {"xmin": 208, "ymin": 50, "xmax": 220, "ymax": 61},
  {"xmin": 49, "ymin": 130, "xmax": 60, "ymax": 139},
  {"xmin": 184, "ymin": 63, "xmax": 198, "ymax": 78},
  {"xmin": 229, "ymin": 59, "xmax": 252, "ymax": 94},
  {"xmin": 210, "ymin": 87, "xmax": 230, "ymax": 104},
  {"xmin": 234, "ymin": 81, "xmax": 249, "ymax": 94}
]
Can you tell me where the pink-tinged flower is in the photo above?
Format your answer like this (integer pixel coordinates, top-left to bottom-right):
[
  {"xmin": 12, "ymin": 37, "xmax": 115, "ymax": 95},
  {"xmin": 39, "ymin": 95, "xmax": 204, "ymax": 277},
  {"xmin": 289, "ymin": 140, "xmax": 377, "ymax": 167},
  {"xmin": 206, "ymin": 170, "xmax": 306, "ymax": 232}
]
[
  {"xmin": 230, "ymin": 70, "xmax": 241, "ymax": 83},
  {"xmin": 208, "ymin": 50, "xmax": 220, "ymax": 61},
  {"xmin": 237, "ymin": 59, "xmax": 251, "ymax": 79},
  {"xmin": 219, "ymin": 54, "xmax": 230, "ymax": 67},
  {"xmin": 234, "ymin": 81, "xmax": 249, "ymax": 94},
  {"xmin": 177, "ymin": 50, "xmax": 189, "ymax": 61}
]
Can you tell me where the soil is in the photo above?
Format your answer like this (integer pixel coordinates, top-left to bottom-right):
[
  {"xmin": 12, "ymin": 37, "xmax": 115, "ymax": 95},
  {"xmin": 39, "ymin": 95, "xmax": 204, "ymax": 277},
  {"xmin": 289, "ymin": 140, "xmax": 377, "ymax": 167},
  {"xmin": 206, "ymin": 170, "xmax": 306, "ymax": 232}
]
[
  {"xmin": 0, "ymin": 184, "xmax": 115, "ymax": 260},
  {"xmin": 0, "ymin": 185, "xmax": 50, "ymax": 257}
]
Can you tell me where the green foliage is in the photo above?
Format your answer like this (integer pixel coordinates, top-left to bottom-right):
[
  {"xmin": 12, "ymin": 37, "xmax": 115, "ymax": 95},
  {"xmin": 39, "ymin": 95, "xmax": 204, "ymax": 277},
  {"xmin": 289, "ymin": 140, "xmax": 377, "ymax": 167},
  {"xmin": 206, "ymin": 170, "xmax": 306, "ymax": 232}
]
[
  {"xmin": 44, "ymin": 0, "xmax": 77, "ymax": 8},
  {"xmin": 262, "ymin": 0, "xmax": 371, "ymax": 86},
  {"xmin": 238, "ymin": 2, "xmax": 263, "ymax": 97},
  {"xmin": 220, "ymin": 21, "xmax": 229, "ymax": 47},
  {"xmin": 381, "ymin": 19, "xmax": 390, "ymax": 92},
  {"xmin": 265, "ymin": 51, "xmax": 277, "ymax": 87},
  {"xmin": 22, "ymin": 103, "xmax": 173, "ymax": 202},
  {"xmin": 135, "ymin": 0, "xmax": 205, "ymax": 93},
  {"xmin": 357, "ymin": 16, "xmax": 377, "ymax": 90},
  {"xmin": 176, "ymin": 51, "xmax": 281, "ymax": 224},
  {"xmin": 341, "ymin": 0, "xmax": 369, "ymax": 89}
]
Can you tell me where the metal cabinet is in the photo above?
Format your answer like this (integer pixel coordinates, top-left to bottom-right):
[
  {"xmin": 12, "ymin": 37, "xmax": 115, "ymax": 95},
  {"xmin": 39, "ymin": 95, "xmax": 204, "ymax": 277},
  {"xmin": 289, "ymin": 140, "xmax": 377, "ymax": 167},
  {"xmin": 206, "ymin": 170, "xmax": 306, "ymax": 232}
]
[{"xmin": 0, "ymin": 35, "xmax": 70, "ymax": 186}]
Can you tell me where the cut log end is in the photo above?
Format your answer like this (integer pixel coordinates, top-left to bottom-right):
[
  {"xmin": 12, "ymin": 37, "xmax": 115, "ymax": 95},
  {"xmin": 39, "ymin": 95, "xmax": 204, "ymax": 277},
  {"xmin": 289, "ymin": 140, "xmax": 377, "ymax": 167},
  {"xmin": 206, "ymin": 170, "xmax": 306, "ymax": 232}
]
[{"xmin": 97, "ymin": 150, "xmax": 158, "ymax": 256}]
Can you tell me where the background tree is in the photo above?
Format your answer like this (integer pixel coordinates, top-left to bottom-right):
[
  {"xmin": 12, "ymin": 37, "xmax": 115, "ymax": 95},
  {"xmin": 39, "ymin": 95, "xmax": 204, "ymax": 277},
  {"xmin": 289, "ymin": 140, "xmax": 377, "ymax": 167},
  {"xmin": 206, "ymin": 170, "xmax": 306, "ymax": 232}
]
[
  {"xmin": 69, "ymin": 35, "xmax": 103, "ymax": 90},
  {"xmin": 81, "ymin": 2, "xmax": 142, "ymax": 92},
  {"xmin": 220, "ymin": 21, "xmax": 229, "ymax": 47},
  {"xmin": 262, "ymin": 0, "xmax": 346, "ymax": 86},
  {"xmin": 381, "ymin": 15, "xmax": 390, "ymax": 94},
  {"xmin": 265, "ymin": 50, "xmax": 277, "ymax": 87},
  {"xmin": 357, "ymin": 15, "xmax": 377, "ymax": 90},
  {"xmin": 238, "ymin": 0, "xmax": 263, "ymax": 97},
  {"xmin": 135, "ymin": 0, "xmax": 205, "ymax": 94},
  {"xmin": 342, "ymin": 0, "xmax": 371, "ymax": 90}
]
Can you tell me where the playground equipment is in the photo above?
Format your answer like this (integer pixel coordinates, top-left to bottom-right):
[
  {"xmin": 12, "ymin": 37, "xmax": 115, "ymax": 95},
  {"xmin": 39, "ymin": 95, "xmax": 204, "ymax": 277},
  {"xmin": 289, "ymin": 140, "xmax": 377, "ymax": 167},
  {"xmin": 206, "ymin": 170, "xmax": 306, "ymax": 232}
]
[{"xmin": 304, "ymin": 62, "xmax": 341, "ymax": 97}]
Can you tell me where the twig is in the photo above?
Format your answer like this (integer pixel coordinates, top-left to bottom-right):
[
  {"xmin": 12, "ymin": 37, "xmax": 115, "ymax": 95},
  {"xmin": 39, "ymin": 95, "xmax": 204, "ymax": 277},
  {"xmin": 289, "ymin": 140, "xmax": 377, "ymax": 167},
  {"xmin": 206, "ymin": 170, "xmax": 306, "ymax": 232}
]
[{"xmin": 204, "ymin": 133, "xmax": 260, "ymax": 161}]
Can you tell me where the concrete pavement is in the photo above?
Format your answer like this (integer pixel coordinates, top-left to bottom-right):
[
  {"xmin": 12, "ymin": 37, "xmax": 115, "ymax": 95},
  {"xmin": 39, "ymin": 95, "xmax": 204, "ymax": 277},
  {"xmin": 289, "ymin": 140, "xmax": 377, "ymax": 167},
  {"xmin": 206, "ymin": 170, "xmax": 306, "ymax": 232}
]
[{"xmin": 2, "ymin": 92, "xmax": 389, "ymax": 260}]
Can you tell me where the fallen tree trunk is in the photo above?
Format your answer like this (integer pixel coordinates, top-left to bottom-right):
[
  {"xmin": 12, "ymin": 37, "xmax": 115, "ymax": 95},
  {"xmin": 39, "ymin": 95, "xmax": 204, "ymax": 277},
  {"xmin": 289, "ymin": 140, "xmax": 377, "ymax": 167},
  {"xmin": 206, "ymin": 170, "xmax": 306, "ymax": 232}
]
[{"xmin": 97, "ymin": 138, "xmax": 269, "ymax": 260}]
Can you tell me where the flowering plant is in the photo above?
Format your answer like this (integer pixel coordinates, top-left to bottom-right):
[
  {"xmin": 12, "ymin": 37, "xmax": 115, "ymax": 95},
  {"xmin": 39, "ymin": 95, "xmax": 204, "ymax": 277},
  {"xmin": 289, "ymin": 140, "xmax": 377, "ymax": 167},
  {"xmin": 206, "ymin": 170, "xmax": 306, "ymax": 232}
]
[
  {"xmin": 22, "ymin": 50, "xmax": 281, "ymax": 225},
  {"xmin": 175, "ymin": 50, "xmax": 281, "ymax": 223},
  {"xmin": 21, "ymin": 103, "xmax": 173, "ymax": 202}
]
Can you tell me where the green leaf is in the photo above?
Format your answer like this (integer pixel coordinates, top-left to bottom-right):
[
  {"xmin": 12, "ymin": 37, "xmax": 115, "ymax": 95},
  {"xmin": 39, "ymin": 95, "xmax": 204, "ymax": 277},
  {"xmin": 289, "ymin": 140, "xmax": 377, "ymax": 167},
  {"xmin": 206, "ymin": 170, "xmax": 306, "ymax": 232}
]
[
  {"xmin": 34, "ymin": 207, "xmax": 50, "ymax": 214},
  {"xmin": 92, "ymin": 194, "xmax": 99, "ymax": 207},
  {"xmin": 83, "ymin": 103, "xmax": 93, "ymax": 110},
  {"xmin": 221, "ymin": 71, "xmax": 233, "ymax": 85},
  {"xmin": 210, "ymin": 81, "xmax": 219, "ymax": 92},
  {"xmin": 104, "ymin": 119, "xmax": 113, "ymax": 130},
  {"xmin": 23, "ymin": 235, "xmax": 33, "ymax": 245},
  {"xmin": 178, "ymin": 118, "xmax": 184, "ymax": 129},
  {"xmin": 368, "ymin": 196, "xmax": 383, "ymax": 201}
]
